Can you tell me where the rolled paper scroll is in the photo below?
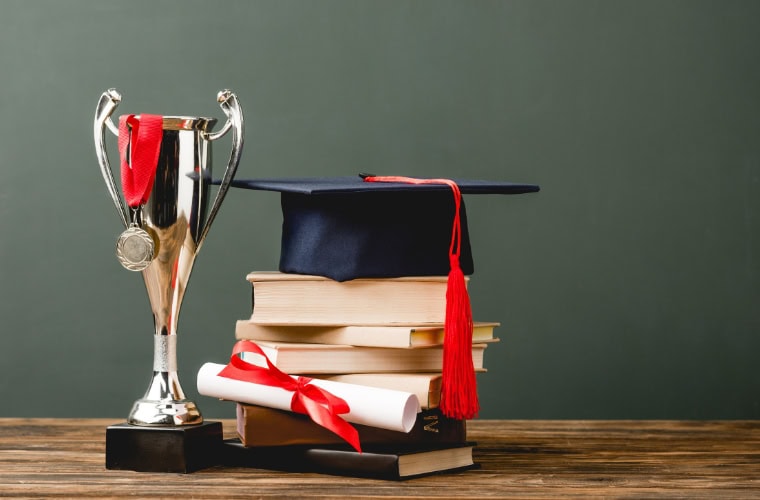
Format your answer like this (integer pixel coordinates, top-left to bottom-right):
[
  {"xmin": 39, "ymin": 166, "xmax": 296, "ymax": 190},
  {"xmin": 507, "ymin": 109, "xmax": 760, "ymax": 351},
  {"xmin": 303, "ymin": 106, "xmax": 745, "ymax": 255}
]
[{"xmin": 197, "ymin": 363, "xmax": 420, "ymax": 433}]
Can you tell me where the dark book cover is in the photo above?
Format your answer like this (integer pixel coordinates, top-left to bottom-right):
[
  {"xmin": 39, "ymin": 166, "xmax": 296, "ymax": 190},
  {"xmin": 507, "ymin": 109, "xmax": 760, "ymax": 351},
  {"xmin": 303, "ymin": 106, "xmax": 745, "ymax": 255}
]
[
  {"xmin": 237, "ymin": 404, "xmax": 466, "ymax": 447},
  {"xmin": 221, "ymin": 439, "xmax": 477, "ymax": 480}
]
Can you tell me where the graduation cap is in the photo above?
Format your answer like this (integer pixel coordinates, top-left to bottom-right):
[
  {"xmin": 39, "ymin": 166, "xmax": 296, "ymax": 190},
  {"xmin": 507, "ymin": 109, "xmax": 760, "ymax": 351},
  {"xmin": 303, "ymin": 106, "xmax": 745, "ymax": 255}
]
[
  {"xmin": 231, "ymin": 174, "xmax": 539, "ymax": 419},
  {"xmin": 231, "ymin": 175, "xmax": 539, "ymax": 281}
]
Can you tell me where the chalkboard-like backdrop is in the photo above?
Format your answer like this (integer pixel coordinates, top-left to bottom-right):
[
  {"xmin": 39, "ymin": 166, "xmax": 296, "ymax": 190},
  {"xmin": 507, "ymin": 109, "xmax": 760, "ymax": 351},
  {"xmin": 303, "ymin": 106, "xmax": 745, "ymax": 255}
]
[{"xmin": 0, "ymin": 0, "xmax": 758, "ymax": 419}]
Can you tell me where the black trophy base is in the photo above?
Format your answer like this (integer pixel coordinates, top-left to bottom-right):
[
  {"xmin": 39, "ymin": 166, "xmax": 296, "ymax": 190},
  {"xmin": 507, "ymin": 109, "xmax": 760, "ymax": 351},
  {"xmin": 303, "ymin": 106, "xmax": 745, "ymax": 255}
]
[{"xmin": 106, "ymin": 421, "xmax": 223, "ymax": 473}]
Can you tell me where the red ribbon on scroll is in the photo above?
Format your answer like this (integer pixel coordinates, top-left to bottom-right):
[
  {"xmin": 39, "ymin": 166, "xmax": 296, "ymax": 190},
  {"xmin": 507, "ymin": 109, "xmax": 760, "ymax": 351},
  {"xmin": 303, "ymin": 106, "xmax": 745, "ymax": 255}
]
[
  {"xmin": 217, "ymin": 340, "xmax": 362, "ymax": 453},
  {"xmin": 118, "ymin": 114, "xmax": 163, "ymax": 208}
]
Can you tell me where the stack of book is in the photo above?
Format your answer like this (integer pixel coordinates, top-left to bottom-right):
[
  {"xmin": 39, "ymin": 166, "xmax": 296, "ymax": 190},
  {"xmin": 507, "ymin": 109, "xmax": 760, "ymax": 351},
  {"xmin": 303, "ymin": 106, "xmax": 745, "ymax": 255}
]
[{"xmin": 218, "ymin": 271, "xmax": 499, "ymax": 480}]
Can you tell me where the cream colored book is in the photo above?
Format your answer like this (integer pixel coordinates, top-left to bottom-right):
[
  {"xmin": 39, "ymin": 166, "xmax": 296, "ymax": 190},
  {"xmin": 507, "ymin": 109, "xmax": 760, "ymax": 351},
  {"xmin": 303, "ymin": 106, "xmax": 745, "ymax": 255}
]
[
  {"xmin": 246, "ymin": 271, "xmax": 465, "ymax": 325},
  {"xmin": 235, "ymin": 320, "xmax": 499, "ymax": 348},
  {"xmin": 244, "ymin": 340, "xmax": 489, "ymax": 374},
  {"xmin": 314, "ymin": 373, "xmax": 448, "ymax": 409}
]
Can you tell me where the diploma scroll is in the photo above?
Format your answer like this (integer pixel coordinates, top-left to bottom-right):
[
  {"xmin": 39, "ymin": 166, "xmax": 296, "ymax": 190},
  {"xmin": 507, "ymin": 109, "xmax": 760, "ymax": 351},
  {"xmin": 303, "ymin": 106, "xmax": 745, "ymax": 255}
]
[{"xmin": 197, "ymin": 363, "xmax": 420, "ymax": 433}]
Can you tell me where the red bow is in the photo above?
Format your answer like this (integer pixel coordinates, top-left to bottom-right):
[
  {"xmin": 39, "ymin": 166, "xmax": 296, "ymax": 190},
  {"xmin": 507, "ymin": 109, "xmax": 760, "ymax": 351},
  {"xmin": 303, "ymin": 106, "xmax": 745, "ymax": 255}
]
[{"xmin": 217, "ymin": 340, "xmax": 361, "ymax": 452}]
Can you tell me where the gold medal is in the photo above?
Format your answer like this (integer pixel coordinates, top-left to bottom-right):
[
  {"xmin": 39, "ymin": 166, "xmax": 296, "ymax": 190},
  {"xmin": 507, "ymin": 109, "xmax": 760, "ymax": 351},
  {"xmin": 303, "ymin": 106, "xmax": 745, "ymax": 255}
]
[{"xmin": 116, "ymin": 224, "xmax": 156, "ymax": 271}]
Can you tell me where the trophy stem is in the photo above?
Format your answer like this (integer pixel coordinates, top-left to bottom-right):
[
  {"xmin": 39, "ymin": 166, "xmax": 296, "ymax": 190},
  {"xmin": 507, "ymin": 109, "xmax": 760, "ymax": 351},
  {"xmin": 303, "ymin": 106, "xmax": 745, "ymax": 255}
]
[{"xmin": 127, "ymin": 334, "xmax": 203, "ymax": 426}]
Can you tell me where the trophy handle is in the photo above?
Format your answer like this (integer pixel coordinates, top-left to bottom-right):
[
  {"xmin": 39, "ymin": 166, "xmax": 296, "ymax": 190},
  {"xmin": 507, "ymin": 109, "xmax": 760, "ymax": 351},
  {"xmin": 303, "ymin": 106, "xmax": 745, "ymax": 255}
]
[
  {"xmin": 198, "ymin": 89, "xmax": 245, "ymax": 247},
  {"xmin": 94, "ymin": 88, "xmax": 129, "ymax": 229}
]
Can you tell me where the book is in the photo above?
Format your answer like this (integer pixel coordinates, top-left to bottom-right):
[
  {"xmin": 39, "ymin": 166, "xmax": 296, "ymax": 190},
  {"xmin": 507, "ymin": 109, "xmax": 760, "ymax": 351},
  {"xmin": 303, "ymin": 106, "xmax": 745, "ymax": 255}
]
[
  {"xmin": 245, "ymin": 340, "xmax": 490, "ymax": 374},
  {"xmin": 246, "ymin": 272, "xmax": 465, "ymax": 325},
  {"xmin": 314, "ymin": 373, "xmax": 444, "ymax": 409},
  {"xmin": 236, "ymin": 404, "xmax": 466, "ymax": 447},
  {"xmin": 221, "ymin": 439, "xmax": 477, "ymax": 480},
  {"xmin": 235, "ymin": 320, "xmax": 500, "ymax": 348}
]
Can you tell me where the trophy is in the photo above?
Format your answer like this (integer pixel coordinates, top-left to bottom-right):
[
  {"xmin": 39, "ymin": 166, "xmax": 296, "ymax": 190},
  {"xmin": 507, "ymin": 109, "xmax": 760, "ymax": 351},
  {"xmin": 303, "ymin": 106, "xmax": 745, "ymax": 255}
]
[{"xmin": 93, "ymin": 89, "xmax": 244, "ymax": 472}]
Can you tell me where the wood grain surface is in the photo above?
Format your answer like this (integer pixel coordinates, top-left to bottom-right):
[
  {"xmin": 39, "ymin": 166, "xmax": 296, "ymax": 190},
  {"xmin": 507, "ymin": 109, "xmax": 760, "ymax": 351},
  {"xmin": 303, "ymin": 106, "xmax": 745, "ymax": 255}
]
[{"xmin": 0, "ymin": 419, "xmax": 758, "ymax": 498}]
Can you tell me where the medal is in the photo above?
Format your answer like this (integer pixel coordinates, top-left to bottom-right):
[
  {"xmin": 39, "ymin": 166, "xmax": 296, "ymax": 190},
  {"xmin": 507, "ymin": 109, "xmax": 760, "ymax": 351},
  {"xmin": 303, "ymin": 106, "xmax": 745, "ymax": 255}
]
[
  {"xmin": 115, "ymin": 113, "xmax": 163, "ymax": 272},
  {"xmin": 116, "ymin": 223, "xmax": 156, "ymax": 271}
]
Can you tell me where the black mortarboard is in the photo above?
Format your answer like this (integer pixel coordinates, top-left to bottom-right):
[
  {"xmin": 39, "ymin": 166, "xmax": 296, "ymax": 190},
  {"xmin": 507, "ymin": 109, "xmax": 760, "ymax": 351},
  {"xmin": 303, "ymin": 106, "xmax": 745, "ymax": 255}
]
[{"xmin": 230, "ymin": 175, "xmax": 539, "ymax": 282}]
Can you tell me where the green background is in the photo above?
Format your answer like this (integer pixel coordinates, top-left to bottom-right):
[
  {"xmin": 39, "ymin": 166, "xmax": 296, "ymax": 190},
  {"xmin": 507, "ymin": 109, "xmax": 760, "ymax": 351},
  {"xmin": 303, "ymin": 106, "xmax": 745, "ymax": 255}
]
[{"xmin": 0, "ymin": 0, "xmax": 758, "ymax": 420}]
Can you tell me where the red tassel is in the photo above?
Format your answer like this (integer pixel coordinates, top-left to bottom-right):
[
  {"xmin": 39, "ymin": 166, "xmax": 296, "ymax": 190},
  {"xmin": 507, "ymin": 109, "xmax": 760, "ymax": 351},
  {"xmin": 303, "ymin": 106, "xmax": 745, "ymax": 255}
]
[
  {"xmin": 363, "ymin": 174, "xmax": 479, "ymax": 420},
  {"xmin": 441, "ymin": 255, "xmax": 479, "ymax": 419}
]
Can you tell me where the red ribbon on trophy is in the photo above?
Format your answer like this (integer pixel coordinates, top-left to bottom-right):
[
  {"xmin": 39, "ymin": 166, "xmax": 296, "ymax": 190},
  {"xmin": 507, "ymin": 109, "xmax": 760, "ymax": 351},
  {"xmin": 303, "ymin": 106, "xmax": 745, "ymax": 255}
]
[
  {"xmin": 217, "ymin": 340, "xmax": 362, "ymax": 452},
  {"xmin": 118, "ymin": 114, "xmax": 163, "ymax": 208}
]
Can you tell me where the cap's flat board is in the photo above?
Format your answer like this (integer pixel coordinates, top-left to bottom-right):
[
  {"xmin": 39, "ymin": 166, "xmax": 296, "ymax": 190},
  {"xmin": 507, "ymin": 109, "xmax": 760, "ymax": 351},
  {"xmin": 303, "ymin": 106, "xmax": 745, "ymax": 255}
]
[{"xmin": 230, "ymin": 176, "xmax": 540, "ymax": 195}]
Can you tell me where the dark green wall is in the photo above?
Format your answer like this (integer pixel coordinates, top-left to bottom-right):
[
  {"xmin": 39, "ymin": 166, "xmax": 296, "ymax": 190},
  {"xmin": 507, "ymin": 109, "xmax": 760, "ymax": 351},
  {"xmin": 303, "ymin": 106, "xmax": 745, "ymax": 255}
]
[{"xmin": 0, "ymin": 0, "xmax": 758, "ymax": 419}]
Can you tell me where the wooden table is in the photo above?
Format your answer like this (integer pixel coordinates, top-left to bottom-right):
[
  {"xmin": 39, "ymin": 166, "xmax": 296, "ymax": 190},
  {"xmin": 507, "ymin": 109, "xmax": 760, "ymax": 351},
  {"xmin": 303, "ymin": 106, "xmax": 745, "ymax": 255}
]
[{"xmin": 0, "ymin": 419, "xmax": 758, "ymax": 498}]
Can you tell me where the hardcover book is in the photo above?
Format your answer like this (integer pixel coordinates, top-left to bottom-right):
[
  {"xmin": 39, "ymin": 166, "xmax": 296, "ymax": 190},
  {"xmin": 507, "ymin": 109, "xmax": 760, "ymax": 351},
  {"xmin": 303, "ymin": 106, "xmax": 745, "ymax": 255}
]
[
  {"xmin": 221, "ymin": 439, "xmax": 477, "ymax": 480},
  {"xmin": 235, "ymin": 320, "xmax": 499, "ymax": 348},
  {"xmin": 246, "ymin": 272, "xmax": 462, "ymax": 325},
  {"xmin": 237, "ymin": 404, "xmax": 466, "ymax": 447},
  {"xmin": 244, "ymin": 340, "xmax": 489, "ymax": 374}
]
